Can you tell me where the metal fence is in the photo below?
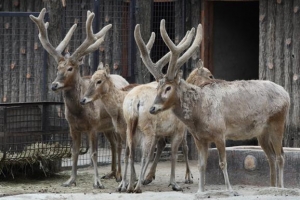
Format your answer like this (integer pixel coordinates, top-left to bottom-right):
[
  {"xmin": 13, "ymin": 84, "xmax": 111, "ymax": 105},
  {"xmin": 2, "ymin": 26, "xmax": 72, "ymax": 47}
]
[{"xmin": 0, "ymin": 0, "xmax": 185, "ymax": 173}]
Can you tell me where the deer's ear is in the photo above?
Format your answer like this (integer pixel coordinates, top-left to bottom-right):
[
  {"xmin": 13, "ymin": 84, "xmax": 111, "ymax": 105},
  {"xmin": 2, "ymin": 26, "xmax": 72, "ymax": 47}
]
[
  {"xmin": 175, "ymin": 70, "xmax": 183, "ymax": 84},
  {"xmin": 97, "ymin": 62, "xmax": 104, "ymax": 70},
  {"xmin": 78, "ymin": 56, "xmax": 85, "ymax": 65},
  {"xmin": 105, "ymin": 64, "xmax": 110, "ymax": 77}
]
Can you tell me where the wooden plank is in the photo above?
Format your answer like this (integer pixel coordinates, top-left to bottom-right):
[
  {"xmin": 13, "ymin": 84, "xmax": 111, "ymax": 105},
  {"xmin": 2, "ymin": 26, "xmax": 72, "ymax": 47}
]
[
  {"xmin": 112, "ymin": 0, "xmax": 122, "ymax": 75},
  {"xmin": 266, "ymin": 0, "xmax": 275, "ymax": 82},
  {"xmin": 201, "ymin": 1, "xmax": 214, "ymax": 73},
  {"xmin": 0, "ymin": 4, "xmax": 4, "ymax": 102},
  {"xmin": 190, "ymin": 0, "xmax": 201, "ymax": 76},
  {"xmin": 3, "ymin": 0, "xmax": 12, "ymax": 103},
  {"xmin": 121, "ymin": 3, "xmax": 129, "ymax": 78},
  {"xmin": 104, "ymin": 0, "xmax": 113, "ymax": 72},
  {"xmin": 258, "ymin": 0, "xmax": 267, "ymax": 80},
  {"xmin": 18, "ymin": 0, "xmax": 27, "ymax": 102},
  {"xmin": 291, "ymin": 0, "xmax": 300, "ymax": 147},
  {"xmin": 10, "ymin": 0, "xmax": 19, "ymax": 102},
  {"xmin": 135, "ymin": 0, "xmax": 152, "ymax": 83},
  {"xmin": 26, "ymin": 1, "xmax": 34, "ymax": 102},
  {"xmin": 274, "ymin": 0, "xmax": 284, "ymax": 87},
  {"xmin": 283, "ymin": 0, "xmax": 294, "ymax": 147},
  {"xmin": 33, "ymin": 0, "xmax": 43, "ymax": 102},
  {"xmin": 45, "ymin": 0, "xmax": 64, "ymax": 102}
]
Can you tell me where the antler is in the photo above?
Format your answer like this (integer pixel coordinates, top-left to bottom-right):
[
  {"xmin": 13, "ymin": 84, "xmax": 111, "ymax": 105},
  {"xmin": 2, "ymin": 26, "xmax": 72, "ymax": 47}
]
[
  {"xmin": 134, "ymin": 23, "xmax": 193, "ymax": 81},
  {"xmin": 30, "ymin": 8, "xmax": 77, "ymax": 63},
  {"xmin": 160, "ymin": 19, "xmax": 202, "ymax": 81},
  {"xmin": 69, "ymin": 11, "xmax": 112, "ymax": 63}
]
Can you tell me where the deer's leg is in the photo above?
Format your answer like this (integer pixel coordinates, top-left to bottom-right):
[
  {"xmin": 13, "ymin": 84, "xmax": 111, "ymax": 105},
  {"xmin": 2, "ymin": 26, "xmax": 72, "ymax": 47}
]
[
  {"xmin": 62, "ymin": 130, "xmax": 81, "ymax": 187},
  {"xmin": 214, "ymin": 138, "xmax": 238, "ymax": 196},
  {"xmin": 181, "ymin": 130, "xmax": 193, "ymax": 184},
  {"xmin": 126, "ymin": 122, "xmax": 137, "ymax": 193},
  {"xmin": 270, "ymin": 122, "xmax": 285, "ymax": 188},
  {"xmin": 168, "ymin": 134, "xmax": 183, "ymax": 191},
  {"xmin": 258, "ymin": 134, "xmax": 277, "ymax": 187},
  {"xmin": 194, "ymin": 139, "xmax": 209, "ymax": 193},
  {"xmin": 89, "ymin": 132, "xmax": 104, "ymax": 189},
  {"xmin": 116, "ymin": 133, "xmax": 123, "ymax": 182},
  {"xmin": 118, "ymin": 143, "xmax": 129, "ymax": 192},
  {"xmin": 102, "ymin": 131, "xmax": 120, "ymax": 181},
  {"xmin": 143, "ymin": 137, "xmax": 166, "ymax": 185},
  {"xmin": 134, "ymin": 135, "xmax": 156, "ymax": 193}
]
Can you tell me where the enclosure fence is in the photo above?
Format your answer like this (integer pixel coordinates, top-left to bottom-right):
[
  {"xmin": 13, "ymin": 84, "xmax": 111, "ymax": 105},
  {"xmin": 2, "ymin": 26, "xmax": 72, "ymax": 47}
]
[{"xmin": 0, "ymin": 0, "xmax": 185, "ymax": 175}]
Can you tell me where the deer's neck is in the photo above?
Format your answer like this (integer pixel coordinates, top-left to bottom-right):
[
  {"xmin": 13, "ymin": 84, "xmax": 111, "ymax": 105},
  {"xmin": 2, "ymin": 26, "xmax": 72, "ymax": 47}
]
[
  {"xmin": 63, "ymin": 77, "xmax": 86, "ymax": 115},
  {"xmin": 100, "ymin": 83, "xmax": 127, "ymax": 119},
  {"xmin": 171, "ymin": 80, "xmax": 201, "ymax": 130}
]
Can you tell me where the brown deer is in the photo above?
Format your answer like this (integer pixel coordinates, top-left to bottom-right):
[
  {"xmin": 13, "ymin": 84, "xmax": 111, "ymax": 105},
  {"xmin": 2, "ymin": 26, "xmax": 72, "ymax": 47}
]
[
  {"xmin": 109, "ymin": 30, "xmax": 216, "ymax": 193},
  {"xmin": 80, "ymin": 48, "xmax": 214, "ymax": 193},
  {"xmin": 136, "ymin": 19, "xmax": 290, "ymax": 193},
  {"xmin": 30, "ymin": 8, "xmax": 129, "ymax": 188}
]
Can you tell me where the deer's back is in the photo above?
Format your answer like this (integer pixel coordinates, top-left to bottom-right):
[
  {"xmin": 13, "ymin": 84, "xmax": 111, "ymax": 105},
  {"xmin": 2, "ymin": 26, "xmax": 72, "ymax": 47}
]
[
  {"xmin": 123, "ymin": 82, "xmax": 185, "ymax": 137},
  {"xmin": 183, "ymin": 80, "xmax": 290, "ymax": 141}
]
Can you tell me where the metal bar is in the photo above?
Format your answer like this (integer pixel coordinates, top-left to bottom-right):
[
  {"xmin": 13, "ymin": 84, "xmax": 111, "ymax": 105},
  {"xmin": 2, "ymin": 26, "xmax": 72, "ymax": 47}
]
[
  {"xmin": 0, "ymin": 12, "xmax": 40, "ymax": 17},
  {"xmin": 0, "ymin": 102, "xmax": 64, "ymax": 107}
]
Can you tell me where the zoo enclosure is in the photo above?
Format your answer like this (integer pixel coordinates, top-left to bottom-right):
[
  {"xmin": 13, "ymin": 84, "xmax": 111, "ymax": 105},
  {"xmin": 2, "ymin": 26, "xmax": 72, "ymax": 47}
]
[{"xmin": 0, "ymin": 0, "xmax": 190, "ymax": 171}]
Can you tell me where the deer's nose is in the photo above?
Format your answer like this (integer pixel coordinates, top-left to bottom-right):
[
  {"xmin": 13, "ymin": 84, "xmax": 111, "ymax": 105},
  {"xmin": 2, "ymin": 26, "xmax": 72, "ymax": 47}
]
[
  {"xmin": 51, "ymin": 83, "xmax": 58, "ymax": 91},
  {"xmin": 149, "ymin": 106, "xmax": 156, "ymax": 114},
  {"xmin": 80, "ymin": 98, "xmax": 87, "ymax": 105}
]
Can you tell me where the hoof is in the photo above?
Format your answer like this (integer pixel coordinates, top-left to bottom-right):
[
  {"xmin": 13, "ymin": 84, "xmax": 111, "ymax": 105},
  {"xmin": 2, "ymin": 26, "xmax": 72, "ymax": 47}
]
[
  {"xmin": 169, "ymin": 183, "xmax": 183, "ymax": 191},
  {"xmin": 101, "ymin": 171, "xmax": 115, "ymax": 180},
  {"xmin": 127, "ymin": 189, "xmax": 134, "ymax": 193},
  {"xmin": 185, "ymin": 179, "xmax": 193, "ymax": 184},
  {"xmin": 93, "ymin": 184, "xmax": 105, "ymax": 189},
  {"xmin": 115, "ymin": 176, "xmax": 122, "ymax": 182},
  {"xmin": 142, "ymin": 179, "xmax": 153, "ymax": 185},
  {"xmin": 230, "ymin": 190, "xmax": 239, "ymax": 196},
  {"xmin": 134, "ymin": 188, "xmax": 142, "ymax": 193},
  {"xmin": 61, "ymin": 181, "xmax": 76, "ymax": 187}
]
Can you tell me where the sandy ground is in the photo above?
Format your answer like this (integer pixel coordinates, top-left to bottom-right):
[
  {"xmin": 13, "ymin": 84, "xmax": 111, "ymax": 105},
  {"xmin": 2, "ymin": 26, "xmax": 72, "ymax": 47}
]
[{"xmin": 0, "ymin": 160, "xmax": 300, "ymax": 200}]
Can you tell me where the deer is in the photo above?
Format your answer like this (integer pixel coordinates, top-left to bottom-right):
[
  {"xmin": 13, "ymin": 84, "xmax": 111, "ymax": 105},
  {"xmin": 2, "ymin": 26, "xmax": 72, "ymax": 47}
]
[
  {"xmin": 79, "ymin": 48, "xmax": 215, "ymax": 193},
  {"xmin": 135, "ymin": 19, "xmax": 290, "ymax": 194},
  {"xmin": 30, "ymin": 8, "xmax": 129, "ymax": 188}
]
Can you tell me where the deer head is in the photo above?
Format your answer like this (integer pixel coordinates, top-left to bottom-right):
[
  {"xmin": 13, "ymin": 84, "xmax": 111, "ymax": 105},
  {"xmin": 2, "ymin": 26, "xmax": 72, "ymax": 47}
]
[
  {"xmin": 30, "ymin": 8, "xmax": 112, "ymax": 91},
  {"xmin": 80, "ymin": 66, "xmax": 111, "ymax": 105},
  {"xmin": 186, "ymin": 59, "xmax": 214, "ymax": 85},
  {"xmin": 134, "ymin": 19, "xmax": 203, "ymax": 114}
]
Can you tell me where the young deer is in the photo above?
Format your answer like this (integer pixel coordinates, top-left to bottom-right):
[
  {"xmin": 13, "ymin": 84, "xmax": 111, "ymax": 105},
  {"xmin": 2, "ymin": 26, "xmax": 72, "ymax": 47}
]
[
  {"xmin": 80, "ymin": 43, "xmax": 215, "ymax": 193},
  {"xmin": 80, "ymin": 64, "xmax": 214, "ymax": 193},
  {"xmin": 30, "ymin": 8, "xmax": 129, "ymax": 188},
  {"xmin": 136, "ymin": 19, "xmax": 290, "ymax": 193}
]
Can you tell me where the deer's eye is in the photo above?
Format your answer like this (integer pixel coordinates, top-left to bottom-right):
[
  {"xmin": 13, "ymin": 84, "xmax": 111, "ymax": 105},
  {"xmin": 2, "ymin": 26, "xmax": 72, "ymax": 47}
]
[
  {"xmin": 165, "ymin": 86, "xmax": 171, "ymax": 92},
  {"xmin": 97, "ymin": 80, "xmax": 102, "ymax": 84},
  {"xmin": 67, "ymin": 67, "xmax": 73, "ymax": 72}
]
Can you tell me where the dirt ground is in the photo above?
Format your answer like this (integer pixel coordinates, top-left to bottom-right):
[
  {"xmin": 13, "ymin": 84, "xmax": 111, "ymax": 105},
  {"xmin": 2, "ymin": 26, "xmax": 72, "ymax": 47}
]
[{"xmin": 0, "ymin": 160, "xmax": 300, "ymax": 200}]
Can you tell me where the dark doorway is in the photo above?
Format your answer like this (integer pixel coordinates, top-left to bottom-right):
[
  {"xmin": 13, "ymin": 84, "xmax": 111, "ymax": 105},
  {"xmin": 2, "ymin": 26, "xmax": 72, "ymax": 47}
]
[{"xmin": 212, "ymin": 1, "xmax": 259, "ymax": 81}]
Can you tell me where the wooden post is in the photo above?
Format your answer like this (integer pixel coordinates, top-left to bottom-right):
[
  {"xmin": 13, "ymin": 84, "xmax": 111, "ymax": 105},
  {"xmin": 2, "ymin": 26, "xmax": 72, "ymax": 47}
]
[
  {"xmin": 11, "ymin": 0, "xmax": 19, "ymax": 102},
  {"xmin": 45, "ymin": 0, "xmax": 64, "ymax": 102},
  {"xmin": 112, "ymin": 0, "xmax": 122, "ymax": 75},
  {"xmin": 104, "ymin": 0, "xmax": 113, "ymax": 73},
  {"xmin": 18, "ymin": 1, "xmax": 27, "ymax": 102},
  {"xmin": 3, "ymin": 0, "xmax": 12, "ymax": 103},
  {"xmin": 135, "ymin": 0, "xmax": 152, "ymax": 83}
]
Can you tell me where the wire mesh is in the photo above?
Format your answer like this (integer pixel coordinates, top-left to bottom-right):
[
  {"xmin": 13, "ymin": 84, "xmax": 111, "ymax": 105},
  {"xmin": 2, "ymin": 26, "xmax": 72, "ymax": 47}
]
[
  {"xmin": 0, "ymin": 0, "xmax": 185, "ymax": 174},
  {"xmin": 0, "ymin": 15, "xmax": 45, "ymax": 103},
  {"xmin": 0, "ymin": 103, "xmax": 70, "ymax": 165}
]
